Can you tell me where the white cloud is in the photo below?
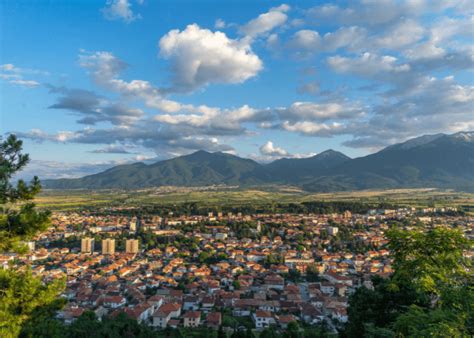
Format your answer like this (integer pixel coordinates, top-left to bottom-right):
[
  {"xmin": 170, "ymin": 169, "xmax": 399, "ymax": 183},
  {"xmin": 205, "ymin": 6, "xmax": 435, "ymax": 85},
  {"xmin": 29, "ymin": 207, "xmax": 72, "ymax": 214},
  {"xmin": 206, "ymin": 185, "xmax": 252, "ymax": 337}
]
[
  {"xmin": 287, "ymin": 26, "xmax": 368, "ymax": 57},
  {"xmin": 102, "ymin": 0, "xmax": 141, "ymax": 23},
  {"xmin": 240, "ymin": 4, "xmax": 290, "ymax": 38},
  {"xmin": 215, "ymin": 18, "xmax": 226, "ymax": 29},
  {"xmin": 278, "ymin": 101, "xmax": 364, "ymax": 121},
  {"xmin": 288, "ymin": 29, "xmax": 321, "ymax": 51},
  {"xmin": 159, "ymin": 24, "xmax": 263, "ymax": 92},
  {"xmin": 9, "ymin": 79, "xmax": 40, "ymax": 88},
  {"xmin": 375, "ymin": 19, "xmax": 424, "ymax": 49},
  {"xmin": 90, "ymin": 144, "xmax": 135, "ymax": 154},
  {"xmin": 328, "ymin": 52, "xmax": 410, "ymax": 77},
  {"xmin": 0, "ymin": 63, "xmax": 46, "ymax": 88},
  {"xmin": 79, "ymin": 51, "xmax": 127, "ymax": 84},
  {"xmin": 259, "ymin": 141, "xmax": 288, "ymax": 156},
  {"xmin": 282, "ymin": 121, "xmax": 344, "ymax": 136}
]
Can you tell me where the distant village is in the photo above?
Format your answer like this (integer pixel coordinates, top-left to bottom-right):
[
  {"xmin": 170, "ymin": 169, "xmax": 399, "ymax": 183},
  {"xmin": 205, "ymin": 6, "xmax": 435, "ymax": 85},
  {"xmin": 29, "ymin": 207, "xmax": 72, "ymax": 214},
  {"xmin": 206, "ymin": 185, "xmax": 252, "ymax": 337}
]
[{"xmin": 2, "ymin": 206, "xmax": 472, "ymax": 333}]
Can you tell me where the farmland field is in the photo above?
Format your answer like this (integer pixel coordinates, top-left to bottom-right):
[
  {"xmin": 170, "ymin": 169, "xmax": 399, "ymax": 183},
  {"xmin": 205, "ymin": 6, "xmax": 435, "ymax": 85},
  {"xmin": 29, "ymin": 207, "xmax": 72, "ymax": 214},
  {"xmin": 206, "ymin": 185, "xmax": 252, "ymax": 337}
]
[{"xmin": 35, "ymin": 186, "xmax": 474, "ymax": 212}]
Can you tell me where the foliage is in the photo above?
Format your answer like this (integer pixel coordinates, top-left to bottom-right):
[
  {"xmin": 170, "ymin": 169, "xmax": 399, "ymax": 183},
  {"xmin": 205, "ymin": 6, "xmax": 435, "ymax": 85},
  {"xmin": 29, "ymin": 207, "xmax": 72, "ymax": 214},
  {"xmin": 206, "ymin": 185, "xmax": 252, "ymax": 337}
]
[
  {"xmin": 345, "ymin": 226, "xmax": 473, "ymax": 337},
  {"xmin": 0, "ymin": 135, "xmax": 64, "ymax": 338},
  {"xmin": 387, "ymin": 226, "xmax": 471, "ymax": 295}
]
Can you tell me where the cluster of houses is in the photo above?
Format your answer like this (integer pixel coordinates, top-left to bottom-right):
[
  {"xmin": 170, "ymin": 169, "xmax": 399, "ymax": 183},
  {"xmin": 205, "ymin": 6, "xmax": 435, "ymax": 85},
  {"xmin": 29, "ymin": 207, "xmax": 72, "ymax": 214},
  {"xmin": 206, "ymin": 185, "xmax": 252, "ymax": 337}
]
[{"xmin": 1, "ymin": 207, "xmax": 472, "ymax": 332}]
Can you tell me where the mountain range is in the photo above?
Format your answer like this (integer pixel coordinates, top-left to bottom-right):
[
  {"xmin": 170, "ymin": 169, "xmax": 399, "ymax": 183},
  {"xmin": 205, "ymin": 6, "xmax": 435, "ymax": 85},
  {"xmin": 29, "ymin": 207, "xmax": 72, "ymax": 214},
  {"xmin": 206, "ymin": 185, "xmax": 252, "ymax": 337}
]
[{"xmin": 43, "ymin": 132, "xmax": 474, "ymax": 192}]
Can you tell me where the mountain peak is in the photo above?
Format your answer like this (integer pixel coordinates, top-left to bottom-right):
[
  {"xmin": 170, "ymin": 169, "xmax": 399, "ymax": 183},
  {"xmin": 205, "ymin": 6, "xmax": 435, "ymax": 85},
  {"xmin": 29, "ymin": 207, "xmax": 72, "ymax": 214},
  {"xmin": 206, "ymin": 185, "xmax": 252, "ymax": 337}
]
[
  {"xmin": 387, "ymin": 133, "xmax": 445, "ymax": 151},
  {"xmin": 450, "ymin": 131, "xmax": 474, "ymax": 142},
  {"xmin": 313, "ymin": 149, "xmax": 350, "ymax": 160},
  {"xmin": 191, "ymin": 149, "xmax": 212, "ymax": 155}
]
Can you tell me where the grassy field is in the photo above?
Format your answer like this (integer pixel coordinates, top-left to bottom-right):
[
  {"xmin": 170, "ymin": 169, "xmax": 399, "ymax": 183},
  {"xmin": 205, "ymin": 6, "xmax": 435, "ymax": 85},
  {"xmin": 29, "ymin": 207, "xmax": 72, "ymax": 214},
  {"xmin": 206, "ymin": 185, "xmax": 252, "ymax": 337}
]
[{"xmin": 34, "ymin": 186, "xmax": 474, "ymax": 211}]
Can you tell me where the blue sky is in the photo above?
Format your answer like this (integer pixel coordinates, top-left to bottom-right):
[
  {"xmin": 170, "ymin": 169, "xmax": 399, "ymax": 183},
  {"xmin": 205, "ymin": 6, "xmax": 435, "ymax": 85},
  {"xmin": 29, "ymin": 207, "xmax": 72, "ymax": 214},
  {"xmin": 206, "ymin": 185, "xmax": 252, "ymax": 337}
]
[{"xmin": 1, "ymin": 0, "xmax": 473, "ymax": 179}]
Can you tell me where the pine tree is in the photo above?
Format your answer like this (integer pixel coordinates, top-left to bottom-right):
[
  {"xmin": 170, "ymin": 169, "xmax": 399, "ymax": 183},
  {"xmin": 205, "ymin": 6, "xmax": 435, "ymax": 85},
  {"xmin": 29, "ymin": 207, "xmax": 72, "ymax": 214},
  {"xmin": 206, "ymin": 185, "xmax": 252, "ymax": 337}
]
[{"xmin": 0, "ymin": 135, "xmax": 65, "ymax": 338}]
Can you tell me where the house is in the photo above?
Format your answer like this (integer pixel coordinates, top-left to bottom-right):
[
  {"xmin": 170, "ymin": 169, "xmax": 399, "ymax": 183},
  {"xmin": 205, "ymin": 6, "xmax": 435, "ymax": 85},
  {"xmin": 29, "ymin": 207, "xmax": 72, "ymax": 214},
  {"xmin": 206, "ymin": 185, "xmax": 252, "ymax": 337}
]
[
  {"xmin": 277, "ymin": 314, "xmax": 297, "ymax": 329},
  {"xmin": 148, "ymin": 295, "xmax": 164, "ymax": 313},
  {"xmin": 102, "ymin": 295, "xmax": 126, "ymax": 309},
  {"xmin": 152, "ymin": 303, "xmax": 182, "ymax": 328},
  {"xmin": 320, "ymin": 282, "xmax": 335, "ymax": 295},
  {"xmin": 126, "ymin": 302, "xmax": 155, "ymax": 323},
  {"xmin": 183, "ymin": 311, "xmax": 201, "ymax": 327},
  {"xmin": 183, "ymin": 295, "xmax": 200, "ymax": 310},
  {"xmin": 206, "ymin": 312, "xmax": 222, "ymax": 329},
  {"xmin": 253, "ymin": 310, "xmax": 276, "ymax": 329},
  {"xmin": 57, "ymin": 306, "xmax": 85, "ymax": 324},
  {"xmin": 323, "ymin": 271, "xmax": 353, "ymax": 286},
  {"xmin": 201, "ymin": 296, "xmax": 215, "ymax": 312},
  {"xmin": 331, "ymin": 307, "xmax": 348, "ymax": 323},
  {"xmin": 300, "ymin": 303, "xmax": 324, "ymax": 324},
  {"xmin": 264, "ymin": 274, "xmax": 285, "ymax": 290}
]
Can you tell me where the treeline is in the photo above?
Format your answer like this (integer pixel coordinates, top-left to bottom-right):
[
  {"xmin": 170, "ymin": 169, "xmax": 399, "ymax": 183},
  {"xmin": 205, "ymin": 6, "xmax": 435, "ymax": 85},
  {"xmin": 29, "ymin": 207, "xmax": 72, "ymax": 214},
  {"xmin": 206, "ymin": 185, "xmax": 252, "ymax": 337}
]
[
  {"xmin": 86, "ymin": 200, "xmax": 401, "ymax": 217},
  {"xmin": 21, "ymin": 311, "xmax": 334, "ymax": 338}
]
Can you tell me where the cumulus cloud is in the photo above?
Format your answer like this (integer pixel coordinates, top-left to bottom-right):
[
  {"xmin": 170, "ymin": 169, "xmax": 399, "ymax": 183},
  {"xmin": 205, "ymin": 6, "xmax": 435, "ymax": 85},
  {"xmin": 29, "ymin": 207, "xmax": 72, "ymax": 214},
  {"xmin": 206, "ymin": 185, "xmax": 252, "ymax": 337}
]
[
  {"xmin": 16, "ymin": 121, "xmax": 237, "ymax": 158},
  {"xmin": 343, "ymin": 76, "xmax": 474, "ymax": 148},
  {"xmin": 78, "ymin": 51, "xmax": 184, "ymax": 113},
  {"xmin": 277, "ymin": 101, "xmax": 364, "ymax": 122},
  {"xmin": 11, "ymin": 0, "xmax": 473, "ymax": 161},
  {"xmin": 240, "ymin": 4, "xmax": 290, "ymax": 38},
  {"xmin": 281, "ymin": 121, "xmax": 345, "ymax": 136},
  {"xmin": 328, "ymin": 53, "xmax": 410, "ymax": 77},
  {"xmin": 286, "ymin": 26, "xmax": 369, "ymax": 58},
  {"xmin": 374, "ymin": 19, "xmax": 424, "ymax": 49},
  {"xmin": 79, "ymin": 51, "xmax": 127, "ymax": 86},
  {"xmin": 153, "ymin": 104, "xmax": 272, "ymax": 135},
  {"xmin": 259, "ymin": 141, "xmax": 288, "ymax": 156},
  {"xmin": 304, "ymin": 0, "xmax": 467, "ymax": 27},
  {"xmin": 102, "ymin": 0, "xmax": 141, "ymax": 23},
  {"xmin": 159, "ymin": 24, "xmax": 263, "ymax": 92}
]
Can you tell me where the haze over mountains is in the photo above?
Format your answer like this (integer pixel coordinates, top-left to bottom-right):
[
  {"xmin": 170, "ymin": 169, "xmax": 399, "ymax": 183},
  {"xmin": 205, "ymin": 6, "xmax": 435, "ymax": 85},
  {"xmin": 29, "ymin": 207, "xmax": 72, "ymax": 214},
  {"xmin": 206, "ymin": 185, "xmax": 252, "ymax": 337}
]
[{"xmin": 44, "ymin": 132, "xmax": 474, "ymax": 192}]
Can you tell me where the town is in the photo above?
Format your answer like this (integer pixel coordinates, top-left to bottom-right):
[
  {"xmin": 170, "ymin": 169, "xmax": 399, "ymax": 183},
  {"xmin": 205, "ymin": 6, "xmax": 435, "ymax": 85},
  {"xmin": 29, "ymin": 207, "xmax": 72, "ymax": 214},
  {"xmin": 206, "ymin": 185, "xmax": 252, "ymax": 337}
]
[{"xmin": 2, "ymin": 205, "xmax": 471, "ymax": 335}]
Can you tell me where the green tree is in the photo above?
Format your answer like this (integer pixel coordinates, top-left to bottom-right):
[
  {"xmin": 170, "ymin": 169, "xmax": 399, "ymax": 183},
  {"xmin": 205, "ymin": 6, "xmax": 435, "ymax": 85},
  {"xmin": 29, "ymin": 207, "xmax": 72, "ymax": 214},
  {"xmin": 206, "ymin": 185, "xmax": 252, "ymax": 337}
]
[
  {"xmin": 387, "ymin": 227, "xmax": 471, "ymax": 295},
  {"xmin": 232, "ymin": 280, "xmax": 241, "ymax": 290},
  {"xmin": 260, "ymin": 327, "xmax": 280, "ymax": 338},
  {"xmin": 0, "ymin": 135, "xmax": 65, "ymax": 338},
  {"xmin": 345, "ymin": 226, "xmax": 473, "ymax": 337},
  {"xmin": 284, "ymin": 321, "xmax": 302, "ymax": 338},
  {"xmin": 217, "ymin": 325, "xmax": 227, "ymax": 338},
  {"xmin": 306, "ymin": 264, "xmax": 319, "ymax": 282}
]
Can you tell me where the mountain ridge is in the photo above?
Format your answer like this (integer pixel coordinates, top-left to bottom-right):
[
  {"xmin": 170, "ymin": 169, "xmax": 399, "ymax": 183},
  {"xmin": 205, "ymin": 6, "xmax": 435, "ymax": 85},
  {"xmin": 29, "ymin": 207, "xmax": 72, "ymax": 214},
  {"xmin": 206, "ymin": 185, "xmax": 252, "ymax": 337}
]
[{"xmin": 43, "ymin": 132, "xmax": 474, "ymax": 192}]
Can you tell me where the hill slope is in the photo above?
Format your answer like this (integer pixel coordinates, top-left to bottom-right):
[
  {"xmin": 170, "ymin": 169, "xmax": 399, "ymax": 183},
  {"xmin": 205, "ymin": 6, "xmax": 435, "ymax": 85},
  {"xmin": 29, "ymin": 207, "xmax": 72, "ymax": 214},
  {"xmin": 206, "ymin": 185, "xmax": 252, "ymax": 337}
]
[
  {"xmin": 43, "ymin": 132, "xmax": 474, "ymax": 192},
  {"xmin": 44, "ymin": 150, "xmax": 265, "ymax": 189},
  {"xmin": 264, "ymin": 150, "xmax": 350, "ymax": 183},
  {"xmin": 302, "ymin": 132, "xmax": 474, "ymax": 192}
]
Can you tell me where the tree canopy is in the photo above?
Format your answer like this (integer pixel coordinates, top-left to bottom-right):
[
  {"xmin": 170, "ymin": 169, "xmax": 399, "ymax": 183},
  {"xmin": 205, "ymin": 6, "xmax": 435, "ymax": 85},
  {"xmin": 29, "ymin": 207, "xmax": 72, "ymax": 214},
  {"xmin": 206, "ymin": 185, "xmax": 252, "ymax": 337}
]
[
  {"xmin": 345, "ymin": 226, "xmax": 473, "ymax": 337},
  {"xmin": 0, "ymin": 135, "xmax": 65, "ymax": 338}
]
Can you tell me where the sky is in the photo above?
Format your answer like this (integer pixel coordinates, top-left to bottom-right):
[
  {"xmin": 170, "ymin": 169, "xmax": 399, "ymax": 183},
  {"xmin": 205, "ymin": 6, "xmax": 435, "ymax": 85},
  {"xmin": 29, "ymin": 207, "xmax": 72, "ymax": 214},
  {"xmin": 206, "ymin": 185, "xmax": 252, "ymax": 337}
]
[{"xmin": 1, "ymin": 0, "xmax": 473, "ymax": 179}]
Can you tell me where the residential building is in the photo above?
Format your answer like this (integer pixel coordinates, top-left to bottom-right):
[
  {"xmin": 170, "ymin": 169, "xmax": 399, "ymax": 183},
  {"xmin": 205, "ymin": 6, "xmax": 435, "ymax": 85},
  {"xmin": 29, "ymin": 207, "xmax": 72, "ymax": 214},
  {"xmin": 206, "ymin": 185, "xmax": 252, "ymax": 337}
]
[
  {"xmin": 81, "ymin": 238, "xmax": 94, "ymax": 254},
  {"xmin": 126, "ymin": 239, "xmax": 139, "ymax": 254},
  {"xmin": 183, "ymin": 310, "xmax": 201, "ymax": 327},
  {"xmin": 102, "ymin": 239, "xmax": 115, "ymax": 255}
]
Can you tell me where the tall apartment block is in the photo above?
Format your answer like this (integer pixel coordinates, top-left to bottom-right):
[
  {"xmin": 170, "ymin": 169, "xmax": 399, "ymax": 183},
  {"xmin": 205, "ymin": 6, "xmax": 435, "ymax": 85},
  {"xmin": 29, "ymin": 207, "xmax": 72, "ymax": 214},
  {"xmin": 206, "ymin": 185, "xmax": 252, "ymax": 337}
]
[
  {"xmin": 125, "ymin": 239, "xmax": 139, "ymax": 254},
  {"xmin": 81, "ymin": 237, "xmax": 94, "ymax": 254},
  {"xmin": 102, "ymin": 238, "xmax": 115, "ymax": 255}
]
